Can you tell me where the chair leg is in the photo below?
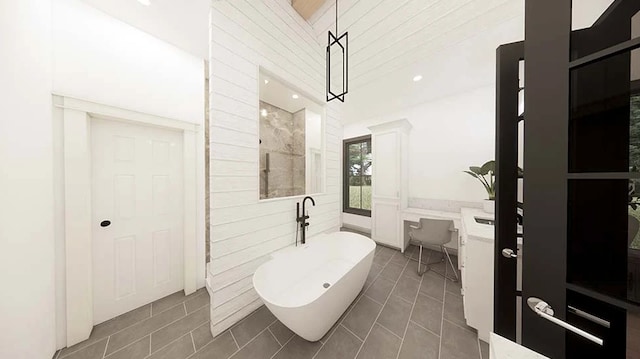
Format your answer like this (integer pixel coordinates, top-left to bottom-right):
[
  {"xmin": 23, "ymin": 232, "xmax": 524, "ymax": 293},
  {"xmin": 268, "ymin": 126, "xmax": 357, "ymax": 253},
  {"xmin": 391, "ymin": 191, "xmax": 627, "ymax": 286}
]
[
  {"xmin": 443, "ymin": 246, "xmax": 460, "ymax": 282},
  {"xmin": 417, "ymin": 245, "xmax": 428, "ymax": 276}
]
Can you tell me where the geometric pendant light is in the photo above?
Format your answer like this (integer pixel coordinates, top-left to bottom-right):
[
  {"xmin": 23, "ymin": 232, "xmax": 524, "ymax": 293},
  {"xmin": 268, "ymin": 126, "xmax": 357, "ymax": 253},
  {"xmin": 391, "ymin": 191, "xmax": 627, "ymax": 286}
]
[{"xmin": 326, "ymin": 0, "xmax": 348, "ymax": 102}]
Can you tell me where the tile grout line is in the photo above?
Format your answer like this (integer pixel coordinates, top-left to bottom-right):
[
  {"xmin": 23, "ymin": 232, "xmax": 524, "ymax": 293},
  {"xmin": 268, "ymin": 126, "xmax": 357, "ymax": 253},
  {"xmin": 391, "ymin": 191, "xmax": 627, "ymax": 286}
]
[
  {"xmin": 105, "ymin": 335, "xmax": 152, "ymax": 359},
  {"xmin": 104, "ymin": 303, "xmax": 208, "ymax": 357},
  {"xmin": 311, "ymin": 284, "xmax": 371, "ymax": 358},
  {"xmin": 442, "ymin": 318, "xmax": 478, "ymax": 335},
  {"xmin": 228, "ymin": 323, "xmax": 278, "ymax": 359},
  {"xmin": 269, "ymin": 328, "xmax": 296, "ymax": 359},
  {"xmin": 408, "ymin": 319, "xmax": 441, "ymax": 339},
  {"xmin": 376, "ymin": 322, "xmax": 403, "ymax": 341},
  {"xmin": 101, "ymin": 336, "xmax": 110, "ymax": 359},
  {"xmin": 146, "ymin": 331, "xmax": 197, "ymax": 358},
  {"xmin": 190, "ymin": 332, "xmax": 196, "ymax": 353},
  {"xmin": 395, "ymin": 255, "xmax": 425, "ymax": 359},
  {"xmin": 392, "ymin": 289, "xmax": 418, "ymax": 306},
  {"xmin": 312, "ymin": 251, "xmax": 392, "ymax": 359},
  {"xmin": 363, "ymin": 293, "xmax": 385, "ymax": 306},
  {"xmin": 340, "ymin": 323, "xmax": 365, "ymax": 342},
  {"xmin": 229, "ymin": 329, "xmax": 240, "ymax": 350},
  {"xmin": 267, "ymin": 327, "xmax": 282, "ymax": 347},
  {"xmin": 236, "ymin": 318, "xmax": 279, "ymax": 354},
  {"xmin": 60, "ymin": 296, "xmax": 196, "ymax": 359},
  {"xmin": 438, "ymin": 250, "xmax": 446, "ymax": 359},
  {"xmin": 353, "ymin": 257, "xmax": 410, "ymax": 359},
  {"xmin": 192, "ymin": 321, "xmax": 214, "ymax": 350}
]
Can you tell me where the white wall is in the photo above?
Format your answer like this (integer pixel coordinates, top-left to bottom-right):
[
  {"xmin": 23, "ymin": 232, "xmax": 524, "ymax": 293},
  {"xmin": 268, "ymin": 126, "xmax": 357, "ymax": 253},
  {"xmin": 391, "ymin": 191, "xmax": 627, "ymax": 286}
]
[
  {"xmin": 0, "ymin": 1, "xmax": 56, "ymax": 358},
  {"xmin": 305, "ymin": 109, "xmax": 323, "ymax": 193},
  {"xmin": 208, "ymin": 0, "xmax": 342, "ymax": 337},
  {"xmin": 344, "ymin": 86, "xmax": 496, "ymax": 204},
  {"xmin": 342, "ymin": 213, "xmax": 372, "ymax": 232},
  {"xmin": 52, "ymin": 0, "xmax": 204, "ymax": 123},
  {"xmin": 306, "ymin": 109, "xmax": 322, "ymax": 151}
]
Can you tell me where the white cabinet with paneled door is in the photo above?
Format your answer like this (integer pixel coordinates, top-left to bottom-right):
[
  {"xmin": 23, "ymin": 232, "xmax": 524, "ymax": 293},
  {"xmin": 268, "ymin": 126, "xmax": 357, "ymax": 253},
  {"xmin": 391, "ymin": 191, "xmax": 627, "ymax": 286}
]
[{"xmin": 368, "ymin": 119, "xmax": 411, "ymax": 251}]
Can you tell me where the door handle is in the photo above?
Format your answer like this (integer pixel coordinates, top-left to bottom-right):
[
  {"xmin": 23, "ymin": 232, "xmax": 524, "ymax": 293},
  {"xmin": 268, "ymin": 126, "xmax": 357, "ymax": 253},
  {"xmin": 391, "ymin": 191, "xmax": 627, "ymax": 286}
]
[
  {"xmin": 502, "ymin": 248, "xmax": 518, "ymax": 258},
  {"xmin": 100, "ymin": 220, "xmax": 111, "ymax": 227},
  {"xmin": 527, "ymin": 297, "xmax": 604, "ymax": 346},
  {"xmin": 567, "ymin": 306, "xmax": 610, "ymax": 329}
]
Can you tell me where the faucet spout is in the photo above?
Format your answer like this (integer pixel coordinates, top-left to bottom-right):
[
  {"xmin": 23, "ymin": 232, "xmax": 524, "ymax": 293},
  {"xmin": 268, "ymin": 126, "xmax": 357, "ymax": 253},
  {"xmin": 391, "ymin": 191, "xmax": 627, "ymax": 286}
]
[{"xmin": 298, "ymin": 196, "xmax": 316, "ymax": 245}]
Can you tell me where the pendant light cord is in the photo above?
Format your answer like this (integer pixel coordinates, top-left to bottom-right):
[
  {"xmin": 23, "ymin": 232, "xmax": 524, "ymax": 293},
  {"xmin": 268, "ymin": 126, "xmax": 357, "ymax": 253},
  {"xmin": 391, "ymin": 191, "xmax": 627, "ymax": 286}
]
[{"xmin": 335, "ymin": 0, "xmax": 338, "ymax": 34}]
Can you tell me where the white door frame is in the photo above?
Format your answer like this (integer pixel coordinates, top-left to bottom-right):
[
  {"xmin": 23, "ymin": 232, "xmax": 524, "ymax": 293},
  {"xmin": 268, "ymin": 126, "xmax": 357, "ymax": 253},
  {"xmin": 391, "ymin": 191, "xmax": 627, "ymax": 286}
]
[{"xmin": 55, "ymin": 95, "xmax": 205, "ymax": 346}]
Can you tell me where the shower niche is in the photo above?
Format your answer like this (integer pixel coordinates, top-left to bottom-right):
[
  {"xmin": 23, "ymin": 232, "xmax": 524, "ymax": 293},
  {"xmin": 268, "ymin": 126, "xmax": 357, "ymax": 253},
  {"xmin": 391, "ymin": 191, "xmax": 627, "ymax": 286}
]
[{"xmin": 258, "ymin": 71, "xmax": 325, "ymax": 200}]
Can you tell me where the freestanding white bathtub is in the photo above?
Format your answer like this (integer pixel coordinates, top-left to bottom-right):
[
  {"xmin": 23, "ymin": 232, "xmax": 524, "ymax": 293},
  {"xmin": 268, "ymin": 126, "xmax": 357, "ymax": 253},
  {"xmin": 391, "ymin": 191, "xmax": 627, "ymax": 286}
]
[{"xmin": 253, "ymin": 231, "xmax": 375, "ymax": 341}]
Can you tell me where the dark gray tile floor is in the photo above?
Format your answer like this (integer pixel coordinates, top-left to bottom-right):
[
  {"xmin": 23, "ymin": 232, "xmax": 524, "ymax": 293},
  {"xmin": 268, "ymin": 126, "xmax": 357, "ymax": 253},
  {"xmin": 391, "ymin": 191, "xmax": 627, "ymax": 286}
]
[
  {"xmin": 53, "ymin": 236, "xmax": 488, "ymax": 359},
  {"xmin": 188, "ymin": 244, "xmax": 485, "ymax": 359},
  {"xmin": 52, "ymin": 288, "xmax": 213, "ymax": 359}
]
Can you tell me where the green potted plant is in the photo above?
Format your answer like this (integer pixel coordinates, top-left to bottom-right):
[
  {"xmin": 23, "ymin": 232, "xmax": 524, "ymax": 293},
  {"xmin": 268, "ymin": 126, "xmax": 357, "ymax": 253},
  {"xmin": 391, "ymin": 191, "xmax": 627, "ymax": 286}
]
[{"xmin": 464, "ymin": 160, "xmax": 523, "ymax": 213}]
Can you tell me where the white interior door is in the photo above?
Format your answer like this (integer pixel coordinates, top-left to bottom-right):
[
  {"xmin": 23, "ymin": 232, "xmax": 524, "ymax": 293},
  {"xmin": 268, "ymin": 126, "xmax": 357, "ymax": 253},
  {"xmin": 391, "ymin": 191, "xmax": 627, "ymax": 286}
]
[{"xmin": 92, "ymin": 118, "xmax": 184, "ymax": 324}]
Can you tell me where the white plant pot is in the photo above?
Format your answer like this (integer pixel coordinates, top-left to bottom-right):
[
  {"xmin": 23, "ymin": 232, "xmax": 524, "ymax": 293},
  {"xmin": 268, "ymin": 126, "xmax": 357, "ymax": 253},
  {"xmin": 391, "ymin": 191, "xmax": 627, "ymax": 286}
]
[{"xmin": 483, "ymin": 199, "xmax": 495, "ymax": 214}]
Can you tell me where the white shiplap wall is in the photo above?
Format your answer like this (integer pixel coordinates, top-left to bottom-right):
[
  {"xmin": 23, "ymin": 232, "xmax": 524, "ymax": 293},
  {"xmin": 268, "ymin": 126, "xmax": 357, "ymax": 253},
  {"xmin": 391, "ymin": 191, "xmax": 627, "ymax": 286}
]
[{"xmin": 208, "ymin": 0, "xmax": 342, "ymax": 336}]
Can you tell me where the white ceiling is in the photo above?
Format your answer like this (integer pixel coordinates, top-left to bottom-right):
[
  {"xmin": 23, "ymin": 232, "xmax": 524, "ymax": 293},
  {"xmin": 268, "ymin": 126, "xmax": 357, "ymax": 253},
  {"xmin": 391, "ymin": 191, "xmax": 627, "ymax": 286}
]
[
  {"xmin": 308, "ymin": 0, "xmax": 526, "ymax": 122},
  {"xmin": 77, "ymin": 0, "xmax": 618, "ymax": 122},
  {"xmin": 309, "ymin": 0, "xmax": 618, "ymax": 123},
  {"xmin": 79, "ymin": 0, "xmax": 210, "ymax": 59}
]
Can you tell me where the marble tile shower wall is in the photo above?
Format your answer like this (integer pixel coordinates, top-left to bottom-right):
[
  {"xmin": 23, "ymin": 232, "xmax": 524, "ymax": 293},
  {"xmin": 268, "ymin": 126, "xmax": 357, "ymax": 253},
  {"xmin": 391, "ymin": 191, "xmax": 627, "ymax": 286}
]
[{"xmin": 259, "ymin": 101, "xmax": 305, "ymax": 199}]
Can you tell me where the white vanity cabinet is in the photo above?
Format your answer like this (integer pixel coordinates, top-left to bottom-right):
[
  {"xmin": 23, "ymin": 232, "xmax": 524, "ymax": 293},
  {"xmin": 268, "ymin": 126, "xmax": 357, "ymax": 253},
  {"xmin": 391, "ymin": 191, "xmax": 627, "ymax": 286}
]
[
  {"xmin": 368, "ymin": 119, "xmax": 412, "ymax": 250},
  {"xmin": 460, "ymin": 208, "xmax": 495, "ymax": 343}
]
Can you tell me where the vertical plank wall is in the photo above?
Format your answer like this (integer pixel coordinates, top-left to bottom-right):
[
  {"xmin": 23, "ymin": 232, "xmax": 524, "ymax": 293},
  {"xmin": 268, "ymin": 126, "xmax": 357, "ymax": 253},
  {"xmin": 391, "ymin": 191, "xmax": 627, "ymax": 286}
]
[{"xmin": 208, "ymin": 0, "xmax": 343, "ymax": 336}]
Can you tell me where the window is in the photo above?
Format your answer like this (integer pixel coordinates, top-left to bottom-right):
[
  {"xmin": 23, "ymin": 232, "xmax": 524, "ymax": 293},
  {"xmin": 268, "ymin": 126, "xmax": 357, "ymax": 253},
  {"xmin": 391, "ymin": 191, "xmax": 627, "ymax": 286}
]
[{"xmin": 343, "ymin": 135, "xmax": 372, "ymax": 216}]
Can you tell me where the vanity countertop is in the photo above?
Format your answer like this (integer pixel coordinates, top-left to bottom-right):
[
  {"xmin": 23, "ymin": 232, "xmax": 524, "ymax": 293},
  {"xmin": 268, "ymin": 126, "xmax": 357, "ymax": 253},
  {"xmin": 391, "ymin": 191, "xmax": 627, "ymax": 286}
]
[
  {"xmin": 490, "ymin": 333, "xmax": 549, "ymax": 359},
  {"xmin": 460, "ymin": 208, "xmax": 495, "ymax": 242},
  {"xmin": 460, "ymin": 208, "xmax": 523, "ymax": 244},
  {"xmin": 402, "ymin": 207, "xmax": 461, "ymax": 219}
]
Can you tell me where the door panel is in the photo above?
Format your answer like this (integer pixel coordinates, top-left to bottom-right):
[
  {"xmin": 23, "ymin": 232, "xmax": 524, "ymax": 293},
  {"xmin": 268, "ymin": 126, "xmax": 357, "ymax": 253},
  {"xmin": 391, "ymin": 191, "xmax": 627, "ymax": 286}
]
[
  {"xmin": 372, "ymin": 132, "xmax": 398, "ymax": 199},
  {"xmin": 372, "ymin": 201, "xmax": 399, "ymax": 248},
  {"xmin": 517, "ymin": 1, "xmax": 640, "ymax": 357},
  {"xmin": 92, "ymin": 118, "xmax": 184, "ymax": 324}
]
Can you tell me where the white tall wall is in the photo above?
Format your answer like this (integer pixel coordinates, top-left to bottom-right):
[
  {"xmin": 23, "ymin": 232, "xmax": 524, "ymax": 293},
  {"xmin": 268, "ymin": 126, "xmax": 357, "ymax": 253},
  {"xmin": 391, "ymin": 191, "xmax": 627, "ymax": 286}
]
[
  {"xmin": 208, "ymin": 0, "xmax": 342, "ymax": 336},
  {"xmin": 0, "ymin": 1, "xmax": 56, "ymax": 358},
  {"xmin": 52, "ymin": 0, "xmax": 204, "ymax": 123},
  {"xmin": 344, "ymin": 86, "xmax": 496, "ymax": 204}
]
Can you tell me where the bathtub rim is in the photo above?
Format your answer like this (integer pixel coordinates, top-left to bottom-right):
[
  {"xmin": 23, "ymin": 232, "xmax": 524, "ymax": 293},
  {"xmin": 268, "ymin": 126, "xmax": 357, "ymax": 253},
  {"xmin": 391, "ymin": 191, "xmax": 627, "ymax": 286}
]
[{"xmin": 253, "ymin": 231, "xmax": 376, "ymax": 309}]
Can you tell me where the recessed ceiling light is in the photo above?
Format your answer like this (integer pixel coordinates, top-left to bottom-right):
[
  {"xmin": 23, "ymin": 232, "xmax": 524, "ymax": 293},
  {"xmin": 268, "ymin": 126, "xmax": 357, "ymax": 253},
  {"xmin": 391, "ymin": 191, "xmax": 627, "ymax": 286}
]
[
  {"xmin": 264, "ymin": 79, "xmax": 269, "ymax": 84},
  {"xmin": 413, "ymin": 75, "xmax": 423, "ymax": 82},
  {"xmin": 260, "ymin": 109, "xmax": 268, "ymax": 117},
  {"xmin": 137, "ymin": 0, "xmax": 151, "ymax": 5},
  {"xmin": 292, "ymin": 94, "xmax": 299, "ymax": 99}
]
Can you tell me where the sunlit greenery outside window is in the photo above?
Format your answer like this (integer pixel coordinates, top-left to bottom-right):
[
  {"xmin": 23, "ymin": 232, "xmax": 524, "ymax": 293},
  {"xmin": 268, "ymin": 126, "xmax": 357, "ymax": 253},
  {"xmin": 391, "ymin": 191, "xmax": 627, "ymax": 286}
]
[{"xmin": 343, "ymin": 136, "xmax": 372, "ymax": 216}]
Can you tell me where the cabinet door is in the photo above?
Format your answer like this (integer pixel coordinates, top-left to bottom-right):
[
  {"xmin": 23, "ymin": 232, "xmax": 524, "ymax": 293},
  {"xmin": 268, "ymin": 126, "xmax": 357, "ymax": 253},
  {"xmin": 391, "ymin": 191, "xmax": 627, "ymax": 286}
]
[
  {"xmin": 372, "ymin": 131, "xmax": 399, "ymax": 199},
  {"xmin": 373, "ymin": 201, "xmax": 399, "ymax": 248}
]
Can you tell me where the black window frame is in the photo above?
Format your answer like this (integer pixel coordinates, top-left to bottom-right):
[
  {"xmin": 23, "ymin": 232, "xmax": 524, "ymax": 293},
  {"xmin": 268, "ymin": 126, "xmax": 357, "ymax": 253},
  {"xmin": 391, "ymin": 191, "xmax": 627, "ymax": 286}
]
[{"xmin": 343, "ymin": 135, "xmax": 372, "ymax": 217}]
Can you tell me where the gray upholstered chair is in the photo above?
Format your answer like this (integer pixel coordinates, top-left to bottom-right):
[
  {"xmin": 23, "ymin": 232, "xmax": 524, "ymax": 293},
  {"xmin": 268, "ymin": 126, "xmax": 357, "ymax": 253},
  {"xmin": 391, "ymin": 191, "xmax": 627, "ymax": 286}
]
[{"xmin": 405, "ymin": 218, "xmax": 459, "ymax": 282}]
